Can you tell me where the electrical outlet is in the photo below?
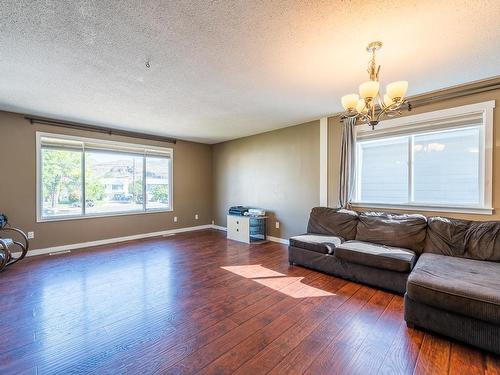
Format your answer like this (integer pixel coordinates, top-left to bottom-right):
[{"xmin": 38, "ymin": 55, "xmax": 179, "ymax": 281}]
[
  {"xmin": 173, "ymin": 216, "xmax": 178, "ymax": 223},
  {"xmin": 27, "ymin": 231, "xmax": 35, "ymax": 239},
  {"xmin": 195, "ymin": 214, "xmax": 199, "ymax": 220},
  {"xmin": 275, "ymin": 221, "xmax": 280, "ymax": 229},
  {"xmin": 211, "ymin": 220, "xmax": 215, "ymax": 225}
]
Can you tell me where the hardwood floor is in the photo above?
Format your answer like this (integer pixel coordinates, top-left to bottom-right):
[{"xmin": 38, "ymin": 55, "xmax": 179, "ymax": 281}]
[{"xmin": 1, "ymin": 229, "xmax": 498, "ymax": 374}]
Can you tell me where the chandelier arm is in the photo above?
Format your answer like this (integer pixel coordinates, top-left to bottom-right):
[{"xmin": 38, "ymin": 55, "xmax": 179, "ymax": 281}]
[
  {"xmin": 375, "ymin": 104, "xmax": 393, "ymax": 123},
  {"xmin": 377, "ymin": 99, "xmax": 409, "ymax": 122},
  {"xmin": 376, "ymin": 93, "xmax": 387, "ymax": 111}
]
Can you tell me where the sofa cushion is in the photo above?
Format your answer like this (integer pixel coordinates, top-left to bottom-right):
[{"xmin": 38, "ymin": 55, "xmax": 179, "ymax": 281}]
[
  {"xmin": 407, "ymin": 253, "xmax": 500, "ymax": 325},
  {"xmin": 334, "ymin": 240, "xmax": 416, "ymax": 273},
  {"xmin": 356, "ymin": 212, "xmax": 427, "ymax": 253},
  {"xmin": 307, "ymin": 207, "xmax": 358, "ymax": 240},
  {"xmin": 424, "ymin": 217, "xmax": 500, "ymax": 262},
  {"xmin": 424, "ymin": 216, "xmax": 470, "ymax": 257},
  {"xmin": 464, "ymin": 221, "xmax": 500, "ymax": 261},
  {"xmin": 289, "ymin": 234, "xmax": 343, "ymax": 255}
]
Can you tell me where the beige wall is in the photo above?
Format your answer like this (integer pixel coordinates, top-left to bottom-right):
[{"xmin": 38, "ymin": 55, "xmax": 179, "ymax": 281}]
[
  {"xmin": 212, "ymin": 121, "xmax": 320, "ymax": 239},
  {"xmin": 328, "ymin": 88, "xmax": 500, "ymax": 221},
  {"xmin": 0, "ymin": 111, "xmax": 212, "ymax": 249}
]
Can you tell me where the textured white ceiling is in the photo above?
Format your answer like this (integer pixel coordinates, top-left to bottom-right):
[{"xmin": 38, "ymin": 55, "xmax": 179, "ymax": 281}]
[{"xmin": 1, "ymin": 1, "xmax": 499, "ymax": 143}]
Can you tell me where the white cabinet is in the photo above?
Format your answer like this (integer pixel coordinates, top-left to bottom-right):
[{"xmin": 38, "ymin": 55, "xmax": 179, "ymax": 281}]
[
  {"xmin": 226, "ymin": 215, "xmax": 267, "ymax": 244},
  {"xmin": 227, "ymin": 215, "xmax": 250, "ymax": 243}
]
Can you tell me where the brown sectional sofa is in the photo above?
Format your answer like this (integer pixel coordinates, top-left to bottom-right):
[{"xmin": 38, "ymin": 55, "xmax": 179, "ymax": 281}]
[{"xmin": 288, "ymin": 207, "xmax": 500, "ymax": 355}]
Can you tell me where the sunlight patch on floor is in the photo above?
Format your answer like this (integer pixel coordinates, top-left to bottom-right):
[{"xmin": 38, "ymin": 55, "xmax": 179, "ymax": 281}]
[
  {"xmin": 221, "ymin": 264, "xmax": 335, "ymax": 298},
  {"xmin": 221, "ymin": 264, "xmax": 285, "ymax": 278},
  {"xmin": 255, "ymin": 277, "xmax": 334, "ymax": 298}
]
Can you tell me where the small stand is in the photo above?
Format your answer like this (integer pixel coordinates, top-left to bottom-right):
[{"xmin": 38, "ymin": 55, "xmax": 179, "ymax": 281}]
[{"xmin": 227, "ymin": 215, "xmax": 268, "ymax": 244}]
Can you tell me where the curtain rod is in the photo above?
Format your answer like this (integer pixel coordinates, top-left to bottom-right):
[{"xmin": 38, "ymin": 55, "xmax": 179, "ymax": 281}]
[
  {"xmin": 339, "ymin": 79, "xmax": 500, "ymax": 123},
  {"xmin": 408, "ymin": 81, "xmax": 500, "ymax": 108},
  {"xmin": 26, "ymin": 116, "xmax": 177, "ymax": 144}
]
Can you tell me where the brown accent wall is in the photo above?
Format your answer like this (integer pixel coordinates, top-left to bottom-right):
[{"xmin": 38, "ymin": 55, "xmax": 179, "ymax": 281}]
[
  {"xmin": 0, "ymin": 111, "xmax": 212, "ymax": 249},
  {"xmin": 212, "ymin": 121, "xmax": 320, "ymax": 239},
  {"xmin": 1, "ymin": 84, "xmax": 497, "ymax": 251},
  {"xmin": 327, "ymin": 88, "xmax": 500, "ymax": 221}
]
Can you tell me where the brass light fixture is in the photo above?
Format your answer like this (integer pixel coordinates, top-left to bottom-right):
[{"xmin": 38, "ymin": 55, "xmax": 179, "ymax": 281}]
[{"xmin": 341, "ymin": 41, "xmax": 411, "ymax": 129}]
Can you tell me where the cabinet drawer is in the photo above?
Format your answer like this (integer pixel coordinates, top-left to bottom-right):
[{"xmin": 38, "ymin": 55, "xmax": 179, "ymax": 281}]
[
  {"xmin": 227, "ymin": 216, "xmax": 241, "ymax": 231},
  {"xmin": 227, "ymin": 215, "xmax": 250, "ymax": 243}
]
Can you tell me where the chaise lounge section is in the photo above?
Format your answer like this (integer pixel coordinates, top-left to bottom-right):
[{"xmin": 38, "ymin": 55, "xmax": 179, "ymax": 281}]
[{"xmin": 288, "ymin": 207, "xmax": 500, "ymax": 355}]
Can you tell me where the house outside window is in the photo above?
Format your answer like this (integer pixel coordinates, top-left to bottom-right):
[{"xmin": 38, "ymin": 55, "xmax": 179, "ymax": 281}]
[
  {"xmin": 351, "ymin": 101, "xmax": 494, "ymax": 214},
  {"xmin": 37, "ymin": 133, "xmax": 173, "ymax": 221}
]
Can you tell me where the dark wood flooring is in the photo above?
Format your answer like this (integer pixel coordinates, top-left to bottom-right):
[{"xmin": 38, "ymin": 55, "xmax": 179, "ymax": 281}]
[{"xmin": 1, "ymin": 229, "xmax": 499, "ymax": 375}]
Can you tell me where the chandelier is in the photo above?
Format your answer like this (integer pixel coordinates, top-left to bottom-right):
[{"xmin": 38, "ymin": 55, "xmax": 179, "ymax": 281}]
[{"xmin": 341, "ymin": 41, "xmax": 411, "ymax": 129}]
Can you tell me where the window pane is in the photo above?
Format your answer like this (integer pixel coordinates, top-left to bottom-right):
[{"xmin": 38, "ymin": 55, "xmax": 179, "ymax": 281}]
[
  {"xmin": 413, "ymin": 127, "xmax": 480, "ymax": 205},
  {"xmin": 146, "ymin": 156, "xmax": 171, "ymax": 210},
  {"xmin": 357, "ymin": 137, "xmax": 408, "ymax": 203},
  {"xmin": 41, "ymin": 148, "xmax": 83, "ymax": 218},
  {"xmin": 85, "ymin": 152, "xmax": 143, "ymax": 215}
]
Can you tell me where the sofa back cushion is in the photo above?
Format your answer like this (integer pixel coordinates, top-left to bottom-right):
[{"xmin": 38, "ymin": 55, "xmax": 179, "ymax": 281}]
[
  {"xmin": 464, "ymin": 221, "xmax": 500, "ymax": 261},
  {"xmin": 424, "ymin": 216, "xmax": 470, "ymax": 257},
  {"xmin": 307, "ymin": 207, "xmax": 358, "ymax": 240},
  {"xmin": 356, "ymin": 211, "xmax": 427, "ymax": 253},
  {"xmin": 424, "ymin": 216, "xmax": 500, "ymax": 261}
]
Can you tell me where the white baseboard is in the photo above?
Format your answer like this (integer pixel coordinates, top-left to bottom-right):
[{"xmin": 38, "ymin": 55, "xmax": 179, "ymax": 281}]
[
  {"xmin": 14, "ymin": 224, "xmax": 289, "ymax": 258},
  {"xmin": 266, "ymin": 236, "xmax": 290, "ymax": 245},
  {"xmin": 14, "ymin": 224, "xmax": 214, "ymax": 258},
  {"xmin": 211, "ymin": 225, "xmax": 289, "ymax": 245},
  {"xmin": 212, "ymin": 225, "xmax": 227, "ymax": 231}
]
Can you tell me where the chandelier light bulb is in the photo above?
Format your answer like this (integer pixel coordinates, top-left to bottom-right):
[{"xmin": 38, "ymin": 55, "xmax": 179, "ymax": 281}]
[
  {"xmin": 356, "ymin": 99, "xmax": 367, "ymax": 113},
  {"xmin": 383, "ymin": 94, "xmax": 394, "ymax": 107},
  {"xmin": 359, "ymin": 80, "xmax": 380, "ymax": 100},
  {"xmin": 386, "ymin": 81, "xmax": 408, "ymax": 101},
  {"xmin": 341, "ymin": 94, "xmax": 359, "ymax": 111}
]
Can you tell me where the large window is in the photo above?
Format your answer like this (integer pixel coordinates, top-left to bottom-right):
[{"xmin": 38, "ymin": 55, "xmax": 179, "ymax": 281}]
[
  {"xmin": 352, "ymin": 101, "xmax": 494, "ymax": 214},
  {"xmin": 37, "ymin": 133, "xmax": 173, "ymax": 221}
]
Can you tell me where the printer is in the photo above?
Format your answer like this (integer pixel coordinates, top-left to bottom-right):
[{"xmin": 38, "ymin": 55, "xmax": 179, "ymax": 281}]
[{"xmin": 247, "ymin": 208, "xmax": 266, "ymax": 216}]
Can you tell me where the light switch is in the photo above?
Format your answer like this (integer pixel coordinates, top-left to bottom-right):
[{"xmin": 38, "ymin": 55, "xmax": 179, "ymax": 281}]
[
  {"xmin": 174, "ymin": 216, "xmax": 178, "ymax": 223},
  {"xmin": 275, "ymin": 222, "xmax": 280, "ymax": 229}
]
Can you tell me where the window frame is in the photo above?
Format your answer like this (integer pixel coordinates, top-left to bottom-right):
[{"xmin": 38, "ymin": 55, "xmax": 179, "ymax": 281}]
[
  {"xmin": 350, "ymin": 100, "xmax": 495, "ymax": 215},
  {"xmin": 36, "ymin": 132, "xmax": 174, "ymax": 222}
]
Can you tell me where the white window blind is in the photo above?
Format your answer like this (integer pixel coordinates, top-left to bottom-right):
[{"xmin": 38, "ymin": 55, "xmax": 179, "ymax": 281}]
[{"xmin": 356, "ymin": 136, "xmax": 408, "ymax": 204}]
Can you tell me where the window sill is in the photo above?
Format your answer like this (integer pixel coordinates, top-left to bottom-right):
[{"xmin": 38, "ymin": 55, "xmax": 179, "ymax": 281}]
[
  {"xmin": 349, "ymin": 202, "xmax": 493, "ymax": 215},
  {"xmin": 37, "ymin": 208, "xmax": 174, "ymax": 223}
]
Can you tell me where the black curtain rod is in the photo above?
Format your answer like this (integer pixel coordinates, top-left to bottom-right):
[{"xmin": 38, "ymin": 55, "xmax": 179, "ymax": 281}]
[{"xmin": 26, "ymin": 116, "xmax": 177, "ymax": 144}]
